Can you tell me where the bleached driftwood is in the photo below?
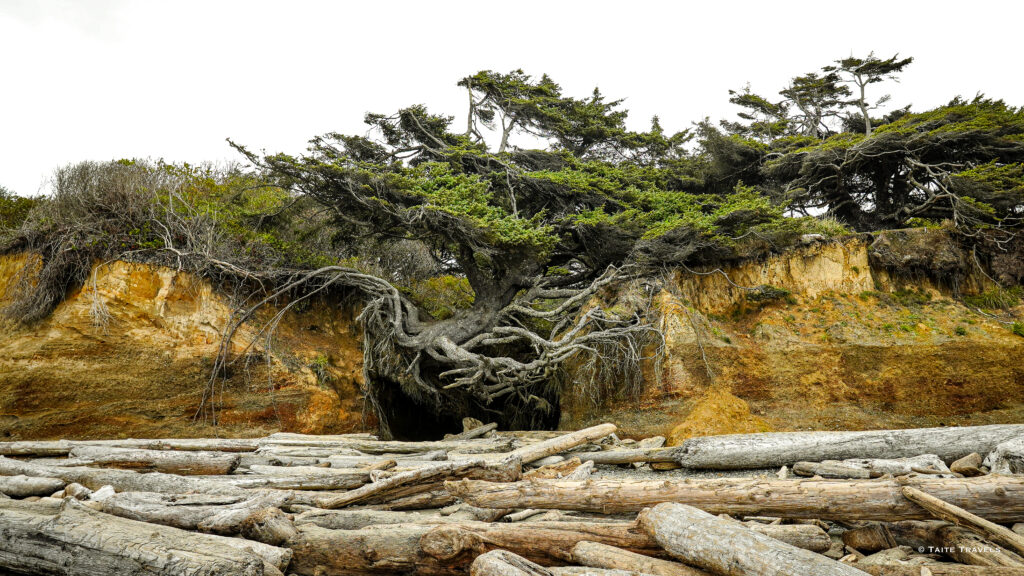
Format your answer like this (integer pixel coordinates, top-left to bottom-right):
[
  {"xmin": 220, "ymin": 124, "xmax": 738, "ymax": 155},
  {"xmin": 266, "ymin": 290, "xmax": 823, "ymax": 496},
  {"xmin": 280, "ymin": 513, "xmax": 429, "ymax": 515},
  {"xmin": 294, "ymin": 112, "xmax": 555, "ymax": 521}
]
[
  {"xmin": 68, "ymin": 445, "xmax": 241, "ymax": 475},
  {"xmin": 843, "ymin": 520, "xmax": 1024, "ymax": 566},
  {"xmin": 902, "ymin": 486, "xmax": 1024, "ymax": 557},
  {"xmin": 504, "ymin": 424, "xmax": 616, "ymax": 465},
  {"xmin": 669, "ymin": 424, "xmax": 1024, "ymax": 470},
  {"xmin": 314, "ymin": 457, "xmax": 520, "ymax": 509},
  {"xmin": 571, "ymin": 541, "xmax": 711, "ymax": 576},
  {"xmin": 0, "ymin": 475, "xmax": 65, "ymax": 498},
  {"xmin": 446, "ymin": 475, "xmax": 1024, "ymax": 522},
  {"xmin": 0, "ymin": 437, "xmax": 259, "ymax": 457},
  {"xmin": 470, "ymin": 550, "xmax": 553, "ymax": 576},
  {"xmin": 792, "ymin": 455, "xmax": 951, "ymax": 479},
  {"xmin": 638, "ymin": 502, "xmax": 869, "ymax": 575},
  {"xmin": 986, "ymin": 437, "xmax": 1024, "ymax": 475},
  {"xmin": 0, "ymin": 498, "xmax": 286, "ymax": 576}
]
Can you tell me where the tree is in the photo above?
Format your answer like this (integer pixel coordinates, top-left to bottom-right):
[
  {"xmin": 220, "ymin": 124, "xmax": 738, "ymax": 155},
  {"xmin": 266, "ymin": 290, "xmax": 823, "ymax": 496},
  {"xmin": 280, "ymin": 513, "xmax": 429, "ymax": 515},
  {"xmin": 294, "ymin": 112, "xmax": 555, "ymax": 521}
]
[
  {"xmin": 720, "ymin": 84, "xmax": 791, "ymax": 143},
  {"xmin": 764, "ymin": 97, "xmax": 1024, "ymax": 231},
  {"xmin": 826, "ymin": 52, "xmax": 913, "ymax": 135},
  {"xmin": 779, "ymin": 72, "xmax": 850, "ymax": 138},
  {"xmin": 230, "ymin": 71, "xmax": 821, "ymax": 435},
  {"xmin": 458, "ymin": 70, "xmax": 561, "ymax": 153}
]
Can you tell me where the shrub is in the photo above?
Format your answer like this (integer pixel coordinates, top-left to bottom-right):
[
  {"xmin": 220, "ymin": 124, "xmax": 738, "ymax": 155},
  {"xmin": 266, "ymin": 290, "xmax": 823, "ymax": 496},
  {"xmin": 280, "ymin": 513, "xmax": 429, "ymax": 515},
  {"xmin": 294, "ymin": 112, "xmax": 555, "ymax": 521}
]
[
  {"xmin": 0, "ymin": 187, "xmax": 38, "ymax": 232},
  {"xmin": 963, "ymin": 287, "xmax": 1022, "ymax": 310}
]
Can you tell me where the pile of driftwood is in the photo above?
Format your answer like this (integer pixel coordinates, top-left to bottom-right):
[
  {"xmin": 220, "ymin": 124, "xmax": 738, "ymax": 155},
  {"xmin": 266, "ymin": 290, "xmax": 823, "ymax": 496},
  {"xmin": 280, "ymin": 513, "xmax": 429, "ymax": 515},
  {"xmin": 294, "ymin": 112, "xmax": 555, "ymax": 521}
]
[{"xmin": 1, "ymin": 422, "xmax": 1023, "ymax": 576}]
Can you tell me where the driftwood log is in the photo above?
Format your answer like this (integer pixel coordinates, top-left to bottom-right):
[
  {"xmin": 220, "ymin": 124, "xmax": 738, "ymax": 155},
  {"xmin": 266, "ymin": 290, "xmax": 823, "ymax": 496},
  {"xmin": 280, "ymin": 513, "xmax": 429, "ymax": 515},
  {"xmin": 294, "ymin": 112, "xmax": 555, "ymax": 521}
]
[
  {"xmin": 315, "ymin": 457, "xmax": 521, "ymax": 509},
  {"xmin": 257, "ymin": 433, "xmax": 512, "ymax": 455},
  {"xmin": 0, "ymin": 438, "xmax": 260, "ymax": 457},
  {"xmin": 792, "ymin": 455, "xmax": 951, "ymax": 479},
  {"xmin": 638, "ymin": 502, "xmax": 869, "ymax": 575},
  {"xmin": 986, "ymin": 437, "xmax": 1024, "ymax": 474},
  {"xmin": 0, "ymin": 475, "xmax": 65, "ymax": 498},
  {"xmin": 470, "ymin": 550, "xmax": 553, "ymax": 576},
  {"xmin": 902, "ymin": 486, "xmax": 1024, "ymax": 558},
  {"xmin": 0, "ymin": 498, "xmax": 286, "ymax": 576},
  {"xmin": 447, "ymin": 476, "xmax": 1024, "ymax": 522},
  {"xmin": 842, "ymin": 520, "xmax": 1024, "ymax": 566},
  {"xmin": 858, "ymin": 566, "xmax": 1024, "ymax": 575},
  {"xmin": 91, "ymin": 490, "xmax": 289, "ymax": 534},
  {"xmin": 668, "ymin": 424, "xmax": 1024, "ymax": 470},
  {"xmin": 68, "ymin": 445, "xmax": 241, "ymax": 475},
  {"xmin": 571, "ymin": 541, "xmax": 711, "ymax": 576},
  {"xmin": 505, "ymin": 424, "xmax": 617, "ymax": 465}
]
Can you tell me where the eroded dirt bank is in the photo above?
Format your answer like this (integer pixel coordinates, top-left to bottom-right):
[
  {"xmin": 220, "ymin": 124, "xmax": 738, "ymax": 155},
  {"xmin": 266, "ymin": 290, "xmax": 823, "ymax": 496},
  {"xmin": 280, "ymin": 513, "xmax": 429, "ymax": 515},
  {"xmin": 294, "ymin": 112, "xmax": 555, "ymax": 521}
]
[{"xmin": 1, "ymin": 229, "xmax": 1022, "ymax": 441}]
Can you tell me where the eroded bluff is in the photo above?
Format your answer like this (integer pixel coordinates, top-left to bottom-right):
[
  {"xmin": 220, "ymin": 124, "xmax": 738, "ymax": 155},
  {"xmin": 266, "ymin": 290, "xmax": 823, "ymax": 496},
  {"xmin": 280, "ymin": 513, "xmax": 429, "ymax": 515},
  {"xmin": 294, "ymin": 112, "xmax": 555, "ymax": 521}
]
[{"xmin": 1, "ymin": 229, "xmax": 1022, "ymax": 441}]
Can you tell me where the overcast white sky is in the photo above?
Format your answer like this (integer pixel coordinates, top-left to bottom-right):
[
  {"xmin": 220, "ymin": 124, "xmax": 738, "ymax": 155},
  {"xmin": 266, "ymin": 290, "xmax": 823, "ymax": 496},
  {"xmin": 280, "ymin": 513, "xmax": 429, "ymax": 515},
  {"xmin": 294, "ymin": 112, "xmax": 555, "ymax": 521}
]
[{"xmin": 2, "ymin": 0, "xmax": 1022, "ymax": 195}]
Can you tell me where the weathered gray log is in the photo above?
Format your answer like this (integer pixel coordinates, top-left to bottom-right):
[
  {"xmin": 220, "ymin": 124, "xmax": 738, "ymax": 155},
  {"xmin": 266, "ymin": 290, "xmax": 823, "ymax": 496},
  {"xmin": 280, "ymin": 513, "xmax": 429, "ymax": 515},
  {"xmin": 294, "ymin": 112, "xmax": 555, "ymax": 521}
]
[
  {"xmin": 287, "ymin": 519, "xmax": 670, "ymax": 575},
  {"xmin": 446, "ymin": 476, "xmax": 1024, "ymax": 522},
  {"xmin": 69, "ymin": 445, "xmax": 241, "ymax": 475},
  {"xmin": 240, "ymin": 507, "xmax": 299, "ymax": 546},
  {"xmin": 902, "ymin": 485, "xmax": 1024, "ymax": 557},
  {"xmin": 470, "ymin": 550, "xmax": 553, "ymax": 576},
  {"xmin": 0, "ymin": 497, "xmax": 280, "ymax": 576},
  {"xmin": 548, "ymin": 568, "xmax": 658, "ymax": 576},
  {"xmin": 292, "ymin": 507, "xmax": 516, "ymax": 530},
  {"xmin": 858, "ymin": 565, "xmax": 1024, "ymax": 575},
  {"xmin": 742, "ymin": 522, "xmax": 832, "ymax": 552},
  {"xmin": 314, "ymin": 457, "xmax": 521, "ymax": 509},
  {"xmin": 447, "ymin": 422, "xmax": 499, "ymax": 440},
  {"xmin": 793, "ymin": 455, "xmax": 951, "ymax": 479},
  {"xmin": 843, "ymin": 520, "xmax": 1024, "ymax": 566},
  {"xmin": 324, "ymin": 454, "xmax": 445, "ymax": 468},
  {"xmin": 505, "ymin": 424, "xmax": 616, "ymax": 465},
  {"xmin": 986, "ymin": 437, "xmax": 1024, "ymax": 474},
  {"xmin": 569, "ymin": 449, "xmax": 679, "ymax": 466},
  {"xmin": 670, "ymin": 424, "xmax": 1024, "ymax": 470},
  {"xmin": 258, "ymin": 433, "xmax": 512, "ymax": 455},
  {"xmin": 0, "ymin": 437, "xmax": 260, "ymax": 457},
  {"xmin": 571, "ymin": 541, "xmax": 711, "ymax": 576},
  {"xmin": 238, "ymin": 454, "xmax": 323, "ymax": 468},
  {"xmin": 208, "ymin": 472, "xmax": 369, "ymax": 491},
  {"xmin": 638, "ymin": 502, "xmax": 869, "ymax": 575},
  {"xmin": 93, "ymin": 490, "xmax": 289, "ymax": 533},
  {"xmin": 0, "ymin": 456, "xmax": 248, "ymax": 495},
  {"xmin": 0, "ymin": 475, "xmax": 65, "ymax": 498},
  {"xmin": 246, "ymin": 464, "xmax": 368, "ymax": 477}
]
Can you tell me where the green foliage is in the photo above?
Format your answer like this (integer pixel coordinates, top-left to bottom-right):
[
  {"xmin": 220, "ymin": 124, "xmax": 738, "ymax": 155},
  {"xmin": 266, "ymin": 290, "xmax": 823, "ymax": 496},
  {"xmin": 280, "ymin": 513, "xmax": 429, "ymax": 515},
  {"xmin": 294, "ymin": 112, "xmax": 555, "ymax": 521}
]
[
  {"xmin": 404, "ymin": 275, "xmax": 475, "ymax": 320},
  {"xmin": 746, "ymin": 284, "xmax": 795, "ymax": 305},
  {"xmin": 1013, "ymin": 322, "xmax": 1024, "ymax": 337},
  {"xmin": 954, "ymin": 325, "xmax": 968, "ymax": 336},
  {"xmin": 308, "ymin": 353, "xmax": 331, "ymax": 385},
  {"xmin": 962, "ymin": 286, "xmax": 1022, "ymax": 310},
  {"xmin": 2, "ymin": 160, "xmax": 336, "ymax": 324},
  {"xmin": 0, "ymin": 187, "xmax": 38, "ymax": 232},
  {"xmin": 891, "ymin": 287, "xmax": 932, "ymax": 307}
]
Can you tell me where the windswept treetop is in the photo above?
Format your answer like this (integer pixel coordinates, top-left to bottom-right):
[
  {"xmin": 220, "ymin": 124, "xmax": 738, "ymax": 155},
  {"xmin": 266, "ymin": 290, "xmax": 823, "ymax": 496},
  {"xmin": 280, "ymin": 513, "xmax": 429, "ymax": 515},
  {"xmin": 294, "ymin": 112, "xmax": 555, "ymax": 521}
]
[{"xmin": 230, "ymin": 70, "xmax": 835, "ymax": 433}]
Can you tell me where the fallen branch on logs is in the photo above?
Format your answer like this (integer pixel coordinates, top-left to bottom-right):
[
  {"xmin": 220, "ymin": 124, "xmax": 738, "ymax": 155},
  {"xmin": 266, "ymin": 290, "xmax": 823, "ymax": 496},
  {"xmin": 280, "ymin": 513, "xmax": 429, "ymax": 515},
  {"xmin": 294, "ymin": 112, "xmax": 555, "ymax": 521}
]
[{"xmin": 901, "ymin": 486, "xmax": 1024, "ymax": 558}]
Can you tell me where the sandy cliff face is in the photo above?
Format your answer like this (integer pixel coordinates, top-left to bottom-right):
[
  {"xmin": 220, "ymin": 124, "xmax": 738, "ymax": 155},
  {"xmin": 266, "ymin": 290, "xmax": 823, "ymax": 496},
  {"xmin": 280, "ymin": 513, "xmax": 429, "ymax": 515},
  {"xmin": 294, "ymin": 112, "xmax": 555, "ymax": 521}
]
[
  {"xmin": 2, "ymin": 230, "xmax": 1021, "ymax": 441},
  {"xmin": 0, "ymin": 254, "xmax": 368, "ymax": 440},
  {"xmin": 560, "ymin": 235, "xmax": 1024, "ymax": 439}
]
